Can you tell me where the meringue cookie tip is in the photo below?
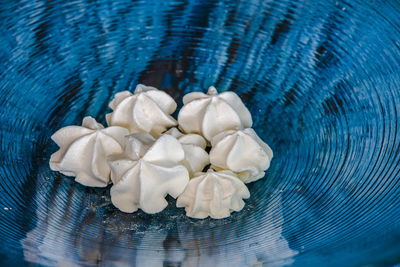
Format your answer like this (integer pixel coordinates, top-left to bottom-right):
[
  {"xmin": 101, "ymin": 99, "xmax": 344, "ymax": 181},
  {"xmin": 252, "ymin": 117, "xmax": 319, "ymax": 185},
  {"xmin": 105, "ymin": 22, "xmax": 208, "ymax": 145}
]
[
  {"xmin": 207, "ymin": 86, "xmax": 218, "ymax": 95},
  {"xmin": 134, "ymin": 83, "xmax": 157, "ymax": 93}
]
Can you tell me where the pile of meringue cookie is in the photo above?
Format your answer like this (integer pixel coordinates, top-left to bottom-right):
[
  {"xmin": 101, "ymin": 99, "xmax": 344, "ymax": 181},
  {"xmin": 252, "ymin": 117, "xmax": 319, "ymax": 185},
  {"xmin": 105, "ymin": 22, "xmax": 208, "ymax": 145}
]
[{"xmin": 50, "ymin": 85, "xmax": 273, "ymax": 219}]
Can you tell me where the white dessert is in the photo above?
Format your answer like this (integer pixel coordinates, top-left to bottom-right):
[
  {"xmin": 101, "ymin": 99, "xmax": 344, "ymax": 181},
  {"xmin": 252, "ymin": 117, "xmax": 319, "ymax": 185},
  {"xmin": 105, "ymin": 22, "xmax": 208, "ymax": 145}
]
[
  {"xmin": 106, "ymin": 84, "xmax": 177, "ymax": 137},
  {"xmin": 49, "ymin": 85, "xmax": 274, "ymax": 219},
  {"xmin": 210, "ymin": 128, "xmax": 273, "ymax": 183},
  {"xmin": 178, "ymin": 86, "xmax": 252, "ymax": 141},
  {"xmin": 108, "ymin": 133, "xmax": 189, "ymax": 214},
  {"xmin": 49, "ymin": 116, "xmax": 129, "ymax": 187},
  {"xmin": 165, "ymin": 128, "xmax": 209, "ymax": 176},
  {"xmin": 176, "ymin": 169, "xmax": 250, "ymax": 219}
]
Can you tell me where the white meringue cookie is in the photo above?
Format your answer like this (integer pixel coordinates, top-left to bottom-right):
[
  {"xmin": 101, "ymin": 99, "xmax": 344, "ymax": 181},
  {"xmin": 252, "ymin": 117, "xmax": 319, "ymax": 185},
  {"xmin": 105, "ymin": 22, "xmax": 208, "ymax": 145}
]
[
  {"xmin": 108, "ymin": 133, "xmax": 189, "ymax": 214},
  {"xmin": 178, "ymin": 86, "xmax": 252, "ymax": 141},
  {"xmin": 210, "ymin": 128, "xmax": 273, "ymax": 183},
  {"xmin": 176, "ymin": 169, "xmax": 250, "ymax": 219},
  {"xmin": 50, "ymin": 116, "xmax": 129, "ymax": 187},
  {"xmin": 106, "ymin": 84, "xmax": 177, "ymax": 137},
  {"xmin": 164, "ymin": 128, "xmax": 209, "ymax": 176}
]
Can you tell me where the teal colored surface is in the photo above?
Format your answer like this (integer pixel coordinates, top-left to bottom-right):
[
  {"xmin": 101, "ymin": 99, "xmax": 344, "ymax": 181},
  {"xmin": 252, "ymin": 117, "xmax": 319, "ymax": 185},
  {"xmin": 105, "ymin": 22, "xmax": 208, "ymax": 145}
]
[{"xmin": 0, "ymin": 0, "xmax": 399, "ymax": 266}]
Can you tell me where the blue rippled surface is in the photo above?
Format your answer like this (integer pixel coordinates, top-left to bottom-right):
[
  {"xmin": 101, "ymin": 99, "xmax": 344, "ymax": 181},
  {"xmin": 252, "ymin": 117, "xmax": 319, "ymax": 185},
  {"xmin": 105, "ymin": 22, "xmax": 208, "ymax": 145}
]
[{"xmin": 1, "ymin": 0, "xmax": 400, "ymax": 266}]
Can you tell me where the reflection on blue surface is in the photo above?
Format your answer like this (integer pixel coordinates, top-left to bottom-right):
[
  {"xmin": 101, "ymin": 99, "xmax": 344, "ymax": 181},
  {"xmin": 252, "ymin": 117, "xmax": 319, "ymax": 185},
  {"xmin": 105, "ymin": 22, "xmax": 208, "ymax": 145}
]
[
  {"xmin": 0, "ymin": 0, "xmax": 400, "ymax": 266},
  {"xmin": 22, "ymin": 175, "xmax": 297, "ymax": 266}
]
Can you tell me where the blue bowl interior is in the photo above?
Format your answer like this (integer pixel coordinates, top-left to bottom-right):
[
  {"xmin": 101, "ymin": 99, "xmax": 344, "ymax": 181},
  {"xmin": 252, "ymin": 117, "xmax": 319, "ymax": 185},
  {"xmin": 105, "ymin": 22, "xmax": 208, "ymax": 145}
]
[{"xmin": 0, "ymin": 0, "xmax": 399, "ymax": 266}]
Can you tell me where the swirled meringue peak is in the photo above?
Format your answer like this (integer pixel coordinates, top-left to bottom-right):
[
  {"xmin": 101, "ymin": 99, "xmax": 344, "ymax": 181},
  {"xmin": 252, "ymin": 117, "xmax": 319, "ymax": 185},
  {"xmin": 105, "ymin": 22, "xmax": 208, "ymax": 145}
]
[
  {"xmin": 50, "ymin": 116, "xmax": 129, "ymax": 187},
  {"xmin": 164, "ymin": 128, "xmax": 209, "ymax": 176},
  {"xmin": 108, "ymin": 133, "xmax": 189, "ymax": 214},
  {"xmin": 106, "ymin": 84, "xmax": 177, "ymax": 137},
  {"xmin": 176, "ymin": 169, "xmax": 250, "ymax": 219},
  {"xmin": 178, "ymin": 86, "xmax": 253, "ymax": 141},
  {"xmin": 210, "ymin": 128, "xmax": 273, "ymax": 183}
]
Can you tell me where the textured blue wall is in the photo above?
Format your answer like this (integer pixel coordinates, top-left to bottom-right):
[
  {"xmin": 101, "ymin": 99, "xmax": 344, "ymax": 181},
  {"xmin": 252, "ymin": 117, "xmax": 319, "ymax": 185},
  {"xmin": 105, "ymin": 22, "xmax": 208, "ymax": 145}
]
[{"xmin": 0, "ymin": 0, "xmax": 399, "ymax": 266}]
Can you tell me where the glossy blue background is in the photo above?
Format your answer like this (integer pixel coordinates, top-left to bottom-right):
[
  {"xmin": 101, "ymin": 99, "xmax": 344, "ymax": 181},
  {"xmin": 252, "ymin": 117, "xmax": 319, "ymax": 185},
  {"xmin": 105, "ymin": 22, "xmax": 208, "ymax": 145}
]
[{"xmin": 0, "ymin": 0, "xmax": 399, "ymax": 266}]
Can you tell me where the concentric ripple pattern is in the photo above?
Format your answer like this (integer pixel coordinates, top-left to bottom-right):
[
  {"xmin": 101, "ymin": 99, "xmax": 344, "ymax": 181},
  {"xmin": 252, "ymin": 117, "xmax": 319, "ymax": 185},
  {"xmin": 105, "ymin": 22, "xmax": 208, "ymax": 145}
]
[{"xmin": 0, "ymin": 0, "xmax": 399, "ymax": 266}]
